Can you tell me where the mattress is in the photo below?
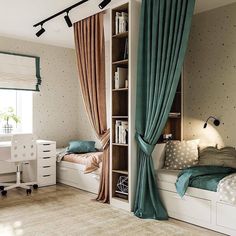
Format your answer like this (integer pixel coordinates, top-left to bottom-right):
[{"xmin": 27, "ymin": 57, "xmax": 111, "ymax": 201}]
[
  {"xmin": 156, "ymin": 169, "xmax": 180, "ymax": 184},
  {"xmin": 56, "ymin": 148, "xmax": 103, "ymax": 174}
]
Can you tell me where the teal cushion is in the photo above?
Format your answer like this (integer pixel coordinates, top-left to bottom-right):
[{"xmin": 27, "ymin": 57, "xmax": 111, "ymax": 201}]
[{"xmin": 68, "ymin": 141, "xmax": 96, "ymax": 153}]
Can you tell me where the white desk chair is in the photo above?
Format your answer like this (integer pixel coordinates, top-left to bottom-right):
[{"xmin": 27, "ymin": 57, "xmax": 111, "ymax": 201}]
[{"xmin": 0, "ymin": 134, "xmax": 38, "ymax": 196}]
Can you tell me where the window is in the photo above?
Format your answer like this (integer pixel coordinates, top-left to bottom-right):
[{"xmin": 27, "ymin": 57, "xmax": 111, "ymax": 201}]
[{"xmin": 0, "ymin": 90, "xmax": 33, "ymax": 134}]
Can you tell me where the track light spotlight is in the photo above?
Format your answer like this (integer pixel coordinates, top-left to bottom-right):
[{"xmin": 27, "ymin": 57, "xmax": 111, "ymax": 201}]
[
  {"xmin": 36, "ymin": 25, "xmax": 45, "ymax": 37},
  {"xmin": 98, "ymin": 0, "xmax": 111, "ymax": 9},
  {"xmin": 64, "ymin": 12, "xmax": 73, "ymax": 27}
]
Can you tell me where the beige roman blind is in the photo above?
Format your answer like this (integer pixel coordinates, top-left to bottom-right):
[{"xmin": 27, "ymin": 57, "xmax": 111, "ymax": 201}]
[{"xmin": 0, "ymin": 52, "xmax": 41, "ymax": 91}]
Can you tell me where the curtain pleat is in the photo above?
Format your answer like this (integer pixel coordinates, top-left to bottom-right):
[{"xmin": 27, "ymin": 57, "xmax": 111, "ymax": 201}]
[
  {"xmin": 134, "ymin": 0, "xmax": 195, "ymax": 219},
  {"xmin": 74, "ymin": 13, "xmax": 110, "ymax": 203}
]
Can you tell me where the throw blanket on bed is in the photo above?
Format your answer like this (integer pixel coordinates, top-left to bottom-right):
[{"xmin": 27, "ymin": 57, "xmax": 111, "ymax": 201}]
[
  {"xmin": 218, "ymin": 173, "xmax": 236, "ymax": 206},
  {"xmin": 56, "ymin": 148, "xmax": 103, "ymax": 174},
  {"xmin": 175, "ymin": 166, "xmax": 236, "ymax": 197}
]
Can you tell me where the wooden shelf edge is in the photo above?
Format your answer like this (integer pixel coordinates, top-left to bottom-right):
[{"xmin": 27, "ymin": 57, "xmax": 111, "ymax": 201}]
[
  {"xmin": 112, "ymin": 116, "xmax": 128, "ymax": 119},
  {"xmin": 112, "ymin": 88, "xmax": 128, "ymax": 92},
  {"xmin": 112, "ymin": 143, "xmax": 128, "ymax": 147},
  {"xmin": 112, "ymin": 169, "xmax": 128, "ymax": 175},
  {"xmin": 112, "ymin": 31, "xmax": 128, "ymax": 39},
  {"xmin": 112, "ymin": 196, "xmax": 129, "ymax": 203},
  {"xmin": 112, "ymin": 59, "xmax": 128, "ymax": 65}
]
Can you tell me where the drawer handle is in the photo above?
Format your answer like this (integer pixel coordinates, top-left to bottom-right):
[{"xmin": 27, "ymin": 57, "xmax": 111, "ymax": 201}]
[
  {"xmin": 43, "ymin": 144, "xmax": 51, "ymax": 146},
  {"xmin": 43, "ymin": 157, "xmax": 51, "ymax": 159},
  {"xmin": 43, "ymin": 150, "xmax": 51, "ymax": 153},
  {"xmin": 43, "ymin": 174, "xmax": 51, "ymax": 177},
  {"xmin": 43, "ymin": 166, "xmax": 51, "ymax": 168}
]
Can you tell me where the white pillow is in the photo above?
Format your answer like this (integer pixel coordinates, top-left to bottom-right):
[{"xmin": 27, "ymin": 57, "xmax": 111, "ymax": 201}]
[{"xmin": 164, "ymin": 140, "xmax": 199, "ymax": 170}]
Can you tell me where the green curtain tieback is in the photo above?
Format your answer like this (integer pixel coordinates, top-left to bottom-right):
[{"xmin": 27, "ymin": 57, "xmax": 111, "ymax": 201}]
[{"xmin": 135, "ymin": 133, "xmax": 155, "ymax": 156}]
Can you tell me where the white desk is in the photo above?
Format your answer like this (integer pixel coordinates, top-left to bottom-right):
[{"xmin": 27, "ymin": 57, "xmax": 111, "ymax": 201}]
[{"xmin": 0, "ymin": 140, "xmax": 56, "ymax": 187}]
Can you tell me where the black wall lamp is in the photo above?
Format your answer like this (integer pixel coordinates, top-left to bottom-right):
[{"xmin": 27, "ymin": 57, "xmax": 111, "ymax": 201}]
[
  {"xmin": 203, "ymin": 116, "xmax": 220, "ymax": 129},
  {"xmin": 34, "ymin": 0, "xmax": 112, "ymax": 37}
]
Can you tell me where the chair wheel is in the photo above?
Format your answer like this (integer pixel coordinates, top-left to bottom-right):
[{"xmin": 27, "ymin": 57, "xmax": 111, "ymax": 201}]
[
  {"xmin": 0, "ymin": 186, "xmax": 4, "ymax": 191},
  {"xmin": 26, "ymin": 189, "xmax": 32, "ymax": 195},
  {"xmin": 1, "ymin": 190, "xmax": 7, "ymax": 196},
  {"xmin": 33, "ymin": 184, "xmax": 38, "ymax": 190}
]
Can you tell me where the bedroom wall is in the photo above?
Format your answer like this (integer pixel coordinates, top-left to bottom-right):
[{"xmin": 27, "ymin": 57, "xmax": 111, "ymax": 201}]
[
  {"xmin": 0, "ymin": 36, "xmax": 79, "ymax": 147},
  {"xmin": 184, "ymin": 3, "xmax": 236, "ymax": 147}
]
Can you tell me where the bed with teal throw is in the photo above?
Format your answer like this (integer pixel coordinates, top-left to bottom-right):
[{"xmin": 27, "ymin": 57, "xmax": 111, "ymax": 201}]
[{"xmin": 175, "ymin": 166, "xmax": 236, "ymax": 197}]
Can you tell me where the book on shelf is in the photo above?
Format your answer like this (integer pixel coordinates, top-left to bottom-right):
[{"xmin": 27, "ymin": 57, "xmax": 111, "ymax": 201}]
[
  {"xmin": 115, "ymin": 120, "xmax": 128, "ymax": 144},
  {"xmin": 123, "ymin": 38, "xmax": 128, "ymax": 60},
  {"xmin": 115, "ymin": 11, "xmax": 128, "ymax": 35},
  {"xmin": 114, "ymin": 67, "xmax": 128, "ymax": 89},
  {"xmin": 169, "ymin": 112, "xmax": 181, "ymax": 117}
]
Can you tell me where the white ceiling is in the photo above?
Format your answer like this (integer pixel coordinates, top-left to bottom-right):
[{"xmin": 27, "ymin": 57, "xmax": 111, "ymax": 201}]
[{"xmin": 0, "ymin": 0, "xmax": 235, "ymax": 49}]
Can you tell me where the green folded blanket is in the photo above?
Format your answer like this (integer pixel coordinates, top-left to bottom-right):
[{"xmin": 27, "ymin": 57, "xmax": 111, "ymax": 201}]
[{"xmin": 175, "ymin": 166, "xmax": 236, "ymax": 197}]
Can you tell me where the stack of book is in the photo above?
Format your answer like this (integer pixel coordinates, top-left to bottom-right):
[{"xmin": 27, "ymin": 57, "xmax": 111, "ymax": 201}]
[
  {"xmin": 114, "ymin": 67, "xmax": 128, "ymax": 89},
  {"xmin": 115, "ymin": 12, "xmax": 128, "ymax": 34},
  {"xmin": 115, "ymin": 120, "xmax": 128, "ymax": 144}
]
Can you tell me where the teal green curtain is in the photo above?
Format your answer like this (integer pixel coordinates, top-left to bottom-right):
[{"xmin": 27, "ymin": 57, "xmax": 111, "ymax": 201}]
[{"xmin": 134, "ymin": 0, "xmax": 195, "ymax": 220}]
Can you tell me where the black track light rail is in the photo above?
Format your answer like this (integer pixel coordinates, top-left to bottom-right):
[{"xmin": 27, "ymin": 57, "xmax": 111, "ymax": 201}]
[{"xmin": 33, "ymin": 0, "xmax": 89, "ymax": 27}]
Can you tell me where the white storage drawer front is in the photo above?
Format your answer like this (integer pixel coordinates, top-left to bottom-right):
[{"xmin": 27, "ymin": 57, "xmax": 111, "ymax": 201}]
[
  {"xmin": 217, "ymin": 202, "xmax": 236, "ymax": 230},
  {"xmin": 38, "ymin": 165, "xmax": 55, "ymax": 176},
  {"xmin": 38, "ymin": 156, "xmax": 55, "ymax": 167},
  {"xmin": 37, "ymin": 143, "xmax": 56, "ymax": 157},
  {"xmin": 160, "ymin": 190, "xmax": 211, "ymax": 224},
  {"xmin": 39, "ymin": 174, "xmax": 56, "ymax": 187}
]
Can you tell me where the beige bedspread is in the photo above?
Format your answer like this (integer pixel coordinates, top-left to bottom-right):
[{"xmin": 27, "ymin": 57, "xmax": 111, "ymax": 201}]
[{"xmin": 63, "ymin": 152, "xmax": 103, "ymax": 174}]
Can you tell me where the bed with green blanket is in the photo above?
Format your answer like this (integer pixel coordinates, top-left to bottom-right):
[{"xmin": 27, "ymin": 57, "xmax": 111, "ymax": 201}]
[{"xmin": 175, "ymin": 166, "xmax": 236, "ymax": 197}]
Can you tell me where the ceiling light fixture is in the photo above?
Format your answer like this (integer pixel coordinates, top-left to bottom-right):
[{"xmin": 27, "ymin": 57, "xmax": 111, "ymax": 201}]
[
  {"xmin": 33, "ymin": 0, "xmax": 89, "ymax": 36},
  {"xmin": 98, "ymin": 0, "xmax": 111, "ymax": 9},
  {"xmin": 64, "ymin": 12, "xmax": 73, "ymax": 27},
  {"xmin": 203, "ymin": 116, "xmax": 220, "ymax": 129},
  {"xmin": 35, "ymin": 25, "xmax": 46, "ymax": 37}
]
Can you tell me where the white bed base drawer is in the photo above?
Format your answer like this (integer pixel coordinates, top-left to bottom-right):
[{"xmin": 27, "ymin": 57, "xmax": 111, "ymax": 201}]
[
  {"xmin": 57, "ymin": 165, "xmax": 100, "ymax": 194},
  {"xmin": 160, "ymin": 190, "xmax": 211, "ymax": 224},
  {"xmin": 217, "ymin": 202, "xmax": 236, "ymax": 231}
]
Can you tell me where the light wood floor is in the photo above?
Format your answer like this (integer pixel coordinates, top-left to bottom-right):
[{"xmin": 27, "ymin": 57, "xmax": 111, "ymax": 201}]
[{"xmin": 0, "ymin": 184, "xmax": 224, "ymax": 236}]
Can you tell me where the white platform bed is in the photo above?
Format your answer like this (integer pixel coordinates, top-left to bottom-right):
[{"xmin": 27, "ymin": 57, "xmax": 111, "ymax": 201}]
[
  {"xmin": 154, "ymin": 144, "xmax": 236, "ymax": 236},
  {"xmin": 57, "ymin": 161, "xmax": 101, "ymax": 194},
  {"xmin": 156, "ymin": 169, "xmax": 236, "ymax": 235}
]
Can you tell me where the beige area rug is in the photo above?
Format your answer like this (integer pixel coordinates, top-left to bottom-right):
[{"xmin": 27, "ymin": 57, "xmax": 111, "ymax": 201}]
[{"xmin": 0, "ymin": 184, "xmax": 223, "ymax": 236}]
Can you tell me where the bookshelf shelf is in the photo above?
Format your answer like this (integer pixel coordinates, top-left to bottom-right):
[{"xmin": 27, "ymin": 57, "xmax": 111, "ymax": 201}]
[
  {"xmin": 112, "ymin": 169, "xmax": 128, "ymax": 175},
  {"xmin": 112, "ymin": 116, "xmax": 128, "ymax": 119},
  {"xmin": 112, "ymin": 88, "xmax": 128, "ymax": 92},
  {"xmin": 112, "ymin": 59, "xmax": 128, "ymax": 66},
  {"xmin": 112, "ymin": 31, "xmax": 128, "ymax": 39},
  {"xmin": 112, "ymin": 143, "xmax": 129, "ymax": 147}
]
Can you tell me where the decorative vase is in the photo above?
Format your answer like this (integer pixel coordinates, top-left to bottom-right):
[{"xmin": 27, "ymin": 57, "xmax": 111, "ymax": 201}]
[{"xmin": 2, "ymin": 124, "xmax": 13, "ymax": 134}]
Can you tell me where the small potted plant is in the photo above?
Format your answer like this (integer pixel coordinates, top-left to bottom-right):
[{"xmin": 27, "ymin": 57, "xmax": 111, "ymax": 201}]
[{"xmin": 0, "ymin": 107, "xmax": 21, "ymax": 134}]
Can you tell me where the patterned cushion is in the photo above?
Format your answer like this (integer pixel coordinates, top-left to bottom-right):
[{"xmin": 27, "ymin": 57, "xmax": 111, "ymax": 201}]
[
  {"xmin": 199, "ymin": 146, "xmax": 236, "ymax": 168},
  {"xmin": 164, "ymin": 140, "xmax": 199, "ymax": 170}
]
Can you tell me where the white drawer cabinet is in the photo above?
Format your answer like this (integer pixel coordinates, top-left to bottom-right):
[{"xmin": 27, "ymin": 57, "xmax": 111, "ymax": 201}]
[{"xmin": 23, "ymin": 140, "xmax": 56, "ymax": 187}]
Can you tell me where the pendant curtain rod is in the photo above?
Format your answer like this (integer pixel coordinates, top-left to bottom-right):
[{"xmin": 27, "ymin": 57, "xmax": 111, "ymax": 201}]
[{"xmin": 33, "ymin": 0, "xmax": 89, "ymax": 27}]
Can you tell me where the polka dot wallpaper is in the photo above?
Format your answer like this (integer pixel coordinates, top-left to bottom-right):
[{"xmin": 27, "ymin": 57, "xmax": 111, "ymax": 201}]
[
  {"xmin": 184, "ymin": 3, "xmax": 236, "ymax": 147},
  {"xmin": 0, "ymin": 36, "xmax": 79, "ymax": 147}
]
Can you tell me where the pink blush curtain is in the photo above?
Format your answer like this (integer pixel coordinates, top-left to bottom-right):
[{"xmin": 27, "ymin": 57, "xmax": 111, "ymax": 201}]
[{"xmin": 74, "ymin": 13, "xmax": 110, "ymax": 203}]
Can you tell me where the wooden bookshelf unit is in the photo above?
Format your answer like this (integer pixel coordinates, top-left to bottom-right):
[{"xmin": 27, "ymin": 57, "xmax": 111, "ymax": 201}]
[
  {"xmin": 159, "ymin": 75, "xmax": 183, "ymax": 143},
  {"xmin": 110, "ymin": 0, "xmax": 141, "ymax": 211}
]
